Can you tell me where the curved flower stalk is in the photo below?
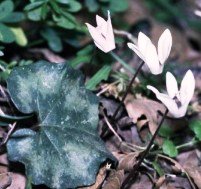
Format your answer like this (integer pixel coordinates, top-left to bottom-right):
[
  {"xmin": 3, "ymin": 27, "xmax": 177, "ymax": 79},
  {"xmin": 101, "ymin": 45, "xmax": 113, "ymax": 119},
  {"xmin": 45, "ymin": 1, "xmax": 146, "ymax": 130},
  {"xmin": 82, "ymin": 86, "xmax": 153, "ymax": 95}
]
[
  {"xmin": 147, "ymin": 70, "xmax": 195, "ymax": 118},
  {"xmin": 85, "ymin": 11, "xmax": 115, "ymax": 53},
  {"xmin": 127, "ymin": 29, "xmax": 172, "ymax": 75}
]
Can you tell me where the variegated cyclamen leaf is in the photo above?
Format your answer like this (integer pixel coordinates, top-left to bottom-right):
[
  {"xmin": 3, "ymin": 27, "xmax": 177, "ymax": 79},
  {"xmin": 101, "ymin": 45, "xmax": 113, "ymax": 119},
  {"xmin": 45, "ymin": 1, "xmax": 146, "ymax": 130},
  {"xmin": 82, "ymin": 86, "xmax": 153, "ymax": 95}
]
[{"xmin": 6, "ymin": 61, "xmax": 114, "ymax": 189}]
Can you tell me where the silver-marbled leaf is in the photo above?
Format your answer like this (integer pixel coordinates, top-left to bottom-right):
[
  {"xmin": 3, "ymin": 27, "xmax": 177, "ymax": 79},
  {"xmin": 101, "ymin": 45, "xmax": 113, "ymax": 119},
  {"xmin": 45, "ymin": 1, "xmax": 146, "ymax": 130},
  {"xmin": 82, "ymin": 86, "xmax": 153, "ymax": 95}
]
[{"xmin": 6, "ymin": 61, "xmax": 113, "ymax": 189}]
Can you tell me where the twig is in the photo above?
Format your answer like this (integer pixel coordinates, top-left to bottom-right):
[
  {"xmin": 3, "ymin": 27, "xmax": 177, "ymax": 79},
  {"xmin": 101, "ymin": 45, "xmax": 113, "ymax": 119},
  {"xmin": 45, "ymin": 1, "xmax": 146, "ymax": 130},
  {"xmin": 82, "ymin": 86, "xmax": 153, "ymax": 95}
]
[
  {"xmin": 112, "ymin": 61, "xmax": 144, "ymax": 120},
  {"xmin": 0, "ymin": 122, "xmax": 16, "ymax": 147},
  {"xmin": 121, "ymin": 108, "xmax": 169, "ymax": 189},
  {"xmin": 114, "ymin": 29, "xmax": 137, "ymax": 44},
  {"xmin": 157, "ymin": 154, "xmax": 196, "ymax": 189},
  {"xmin": 103, "ymin": 112, "xmax": 122, "ymax": 142},
  {"xmin": 96, "ymin": 81, "xmax": 120, "ymax": 96}
]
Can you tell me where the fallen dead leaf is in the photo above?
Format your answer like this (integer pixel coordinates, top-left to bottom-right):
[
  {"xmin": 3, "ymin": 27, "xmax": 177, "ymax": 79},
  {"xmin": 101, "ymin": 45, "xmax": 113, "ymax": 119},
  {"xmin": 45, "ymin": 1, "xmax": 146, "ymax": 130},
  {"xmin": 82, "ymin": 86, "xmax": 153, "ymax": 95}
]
[
  {"xmin": 103, "ymin": 170, "xmax": 124, "ymax": 189},
  {"xmin": 0, "ymin": 172, "xmax": 12, "ymax": 189},
  {"xmin": 112, "ymin": 152, "xmax": 140, "ymax": 171},
  {"xmin": 181, "ymin": 152, "xmax": 201, "ymax": 189},
  {"xmin": 7, "ymin": 173, "xmax": 26, "ymax": 189},
  {"xmin": 125, "ymin": 96, "xmax": 165, "ymax": 135},
  {"xmin": 130, "ymin": 174, "xmax": 153, "ymax": 189}
]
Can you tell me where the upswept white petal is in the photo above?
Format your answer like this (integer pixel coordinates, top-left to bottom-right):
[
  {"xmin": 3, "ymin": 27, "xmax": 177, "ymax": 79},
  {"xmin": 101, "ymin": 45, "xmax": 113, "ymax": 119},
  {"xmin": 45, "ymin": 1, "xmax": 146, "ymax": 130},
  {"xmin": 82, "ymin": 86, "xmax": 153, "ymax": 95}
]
[
  {"xmin": 94, "ymin": 41, "xmax": 105, "ymax": 52},
  {"xmin": 106, "ymin": 11, "xmax": 115, "ymax": 51},
  {"xmin": 145, "ymin": 41, "xmax": 161, "ymax": 75},
  {"xmin": 180, "ymin": 70, "xmax": 195, "ymax": 105},
  {"xmin": 86, "ymin": 23, "xmax": 105, "ymax": 47},
  {"xmin": 147, "ymin": 85, "xmax": 179, "ymax": 117},
  {"xmin": 96, "ymin": 15, "xmax": 107, "ymax": 37},
  {"xmin": 127, "ymin": 43, "xmax": 145, "ymax": 61},
  {"xmin": 138, "ymin": 32, "xmax": 151, "ymax": 54},
  {"xmin": 96, "ymin": 15, "xmax": 107, "ymax": 27},
  {"xmin": 147, "ymin": 85, "xmax": 160, "ymax": 97},
  {"xmin": 147, "ymin": 70, "xmax": 195, "ymax": 118},
  {"xmin": 166, "ymin": 72, "xmax": 178, "ymax": 98},
  {"xmin": 86, "ymin": 11, "xmax": 115, "ymax": 53},
  {"xmin": 158, "ymin": 29, "xmax": 172, "ymax": 64}
]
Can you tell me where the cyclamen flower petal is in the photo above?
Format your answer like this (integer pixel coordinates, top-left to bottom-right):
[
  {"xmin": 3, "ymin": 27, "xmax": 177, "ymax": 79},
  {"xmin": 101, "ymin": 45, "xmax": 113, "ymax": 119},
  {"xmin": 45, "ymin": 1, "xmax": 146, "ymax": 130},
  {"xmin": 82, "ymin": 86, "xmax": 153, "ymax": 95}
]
[
  {"xmin": 166, "ymin": 72, "xmax": 178, "ymax": 98},
  {"xmin": 158, "ymin": 29, "xmax": 172, "ymax": 64},
  {"xmin": 127, "ymin": 29, "xmax": 172, "ymax": 75},
  {"xmin": 180, "ymin": 70, "xmax": 195, "ymax": 105},
  {"xmin": 86, "ymin": 11, "xmax": 115, "ymax": 53},
  {"xmin": 147, "ymin": 70, "xmax": 195, "ymax": 118}
]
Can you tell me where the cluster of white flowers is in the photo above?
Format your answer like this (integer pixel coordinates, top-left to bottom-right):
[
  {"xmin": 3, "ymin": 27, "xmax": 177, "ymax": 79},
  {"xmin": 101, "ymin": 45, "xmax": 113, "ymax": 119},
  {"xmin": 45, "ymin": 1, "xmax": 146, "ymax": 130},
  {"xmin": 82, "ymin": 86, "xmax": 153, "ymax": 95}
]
[{"xmin": 86, "ymin": 11, "xmax": 195, "ymax": 118}]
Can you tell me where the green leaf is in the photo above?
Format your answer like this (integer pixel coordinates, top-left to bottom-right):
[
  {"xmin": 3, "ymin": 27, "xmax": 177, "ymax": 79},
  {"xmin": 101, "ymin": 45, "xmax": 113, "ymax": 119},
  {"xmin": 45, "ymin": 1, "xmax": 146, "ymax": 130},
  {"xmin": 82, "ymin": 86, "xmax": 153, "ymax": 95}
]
[
  {"xmin": 86, "ymin": 65, "xmax": 111, "ymax": 90},
  {"xmin": 27, "ymin": 7, "xmax": 42, "ymax": 21},
  {"xmin": 69, "ymin": 55, "xmax": 91, "ymax": 68},
  {"xmin": 110, "ymin": 0, "xmax": 128, "ymax": 12},
  {"xmin": 68, "ymin": 0, "xmax": 82, "ymax": 12},
  {"xmin": 159, "ymin": 124, "xmax": 174, "ymax": 138},
  {"xmin": 53, "ymin": 15, "xmax": 75, "ymax": 29},
  {"xmin": 0, "ymin": 23, "xmax": 15, "ymax": 43},
  {"xmin": 152, "ymin": 161, "xmax": 164, "ymax": 176},
  {"xmin": 10, "ymin": 27, "xmax": 28, "ymax": 46},
  {"xmin": 40, "ymin": 28, "xmax": 62, "ymax": 52},
  {"xmin": 189, "ymin": 120, "xmax": 201, "ymax": 140},
  {"xmin": 6, "ymin": 61, "xmax": 113, "ymax": 189},
  {"xmin": 85, "ymin": 0, "xmax": 99, "ymax": 12},
  {"xmin": 0, "ymin": 12, "xmax": 25, "ymax": 23},
  {"xmin": 24, "ymin": 1, "xmax": 44, "ymax": 11},
  {"xmin": 162, "ymin": 139, "xmax": 178, "ymax": 157},
  {"xmin": 0, "ymin": 0, "xmax": 14, "ymax": 20}
]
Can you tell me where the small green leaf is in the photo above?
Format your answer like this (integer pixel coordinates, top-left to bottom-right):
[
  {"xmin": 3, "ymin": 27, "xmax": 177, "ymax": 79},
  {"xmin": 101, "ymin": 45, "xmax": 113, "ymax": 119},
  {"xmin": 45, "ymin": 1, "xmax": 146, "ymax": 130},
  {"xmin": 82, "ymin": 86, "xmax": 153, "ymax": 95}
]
[
  {"xmin": 68, "ymin": 0, "xmax": 82, "ymax": 12},
  {"xmin": 0, "ymin": 23, "xmax": 15, "ymax": 43},
  {"xmin": 24, "ymin": 1, "xmax": 44, "ymax": 11},
  {"xmin": 40, "ymin": 28, "xmax": 62, "ymax": 52},
  {"xmin": 53, "ymin": 15, "xmax": 75, "ymax": 29},
  {"xmin": 159, "ymin": 124, "xmax": 174, "ymax": 138},
  {"xmin": 6, "ymin": 61, "xmax": 114, "ymax": 189},
  {"xmin": 10, "ymin": 27, "xmax": 28, "ymax": 46},
  {"xmin": 86, "ymin": 65, "xmax": 111, "ymax": 90},
  {"xmin": 0, "ymin": 12, "xmax": 25, "ymax": 23},
  {"xmin": 110, "ymin": 0, "xmax": 128, "ymax": 12},
  {"xmin": 189, "ymin": 120, "xmax": 201, "ymax": 140},
  {"xmin": 27, "ymin": 7, "xmax": 42, "ymax": 21},
  {"xmin": 152, "ymin": 161, "xmax": 164, "ymax": 176},
  {"xmin": 0, "ymin": 0, "xmax": 14, "ymax": 20},
  {"xmin": 162, "ymin": 139, "xmax": 178, "ymax": 157},
  {"xmin": 70, "ymin": 55, "xmax": 91, "ymax": 68},
  {"xmin": 85, "ymin": 0, "xmax": 99, "ymax": 12}
]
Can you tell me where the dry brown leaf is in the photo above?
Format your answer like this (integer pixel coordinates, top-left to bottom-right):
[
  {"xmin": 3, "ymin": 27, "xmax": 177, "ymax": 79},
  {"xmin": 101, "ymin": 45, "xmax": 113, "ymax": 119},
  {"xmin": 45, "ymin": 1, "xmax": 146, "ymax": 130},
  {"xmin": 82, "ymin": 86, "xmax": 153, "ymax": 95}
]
[
  {"xmin": 112, "ymin": 152, "xmax": 139, "ymax": 171},
  {"xmin": 103, "ymin": 170, "xmax": 124, "ymax": 189},
  {"xmin": 130, "ymin": 174, "xmax": 153, "ymax": 189},
  {"xmin": 182, "ymin": 152, "xmax": 201, "ymax": 189},
  {"xmin": 155, "ymin": 175, "xmax": 166, "ymax": 189},
  {"xmin": 78, "ymin": 165, "xmax": 108, "ymax": 189},
  {"xmin": 125, "ymin": 97, "xmax": 165, "ymax": 135},
  {"xmin": 0, "ymin": 172, "xmax": 12, "ymax": 188},
  {"xmin": 7, "ymin": 173, "xmax": 26, "ymax": 189}
]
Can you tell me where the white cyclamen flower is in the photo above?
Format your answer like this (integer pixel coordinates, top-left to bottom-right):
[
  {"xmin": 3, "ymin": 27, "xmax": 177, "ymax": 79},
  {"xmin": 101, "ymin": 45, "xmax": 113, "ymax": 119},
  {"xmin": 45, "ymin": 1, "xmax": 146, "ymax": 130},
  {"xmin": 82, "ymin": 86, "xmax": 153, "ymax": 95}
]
[
  {"xmin": 147, "ymin": 70, "xmax": 195, "ymax": 118},
  {"xmin": 127, "ymin": 29, "xmax": 172, "ymax": 75},
  {"xmin": 85, "ymin": 11, "xmax": 115, "ymax": 53}
]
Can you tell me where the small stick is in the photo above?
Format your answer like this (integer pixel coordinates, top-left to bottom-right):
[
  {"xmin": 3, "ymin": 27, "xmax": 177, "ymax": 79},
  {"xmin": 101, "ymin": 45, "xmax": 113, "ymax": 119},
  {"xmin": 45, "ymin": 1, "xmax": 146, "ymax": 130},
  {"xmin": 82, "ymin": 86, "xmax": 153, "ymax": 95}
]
[
  {"xmin": 112, "ymin": 61, "xmax": 144, "ymax": 120},
  {"xmin": 0, "ymin": 122, "xmax": 16, "ymax": 147},
  {"xmin": 103, "ymin": 112, "xmax": 122, "ymax": 143},
  {"xmin": 121, "ymin": 108, "xmax": 169, "ymax": 189},
  {"xmin": 114, "ymin": 29, "xmax": 137, "ymax": 44}
]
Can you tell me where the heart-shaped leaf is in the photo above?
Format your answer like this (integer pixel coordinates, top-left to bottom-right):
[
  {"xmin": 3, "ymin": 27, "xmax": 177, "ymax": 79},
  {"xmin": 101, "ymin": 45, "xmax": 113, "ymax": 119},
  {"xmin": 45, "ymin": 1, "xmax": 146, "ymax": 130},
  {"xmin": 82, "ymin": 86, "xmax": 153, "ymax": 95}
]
[{"xmin": 6, "ymin": 61, "xmax": 114, "ymax": 189}]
